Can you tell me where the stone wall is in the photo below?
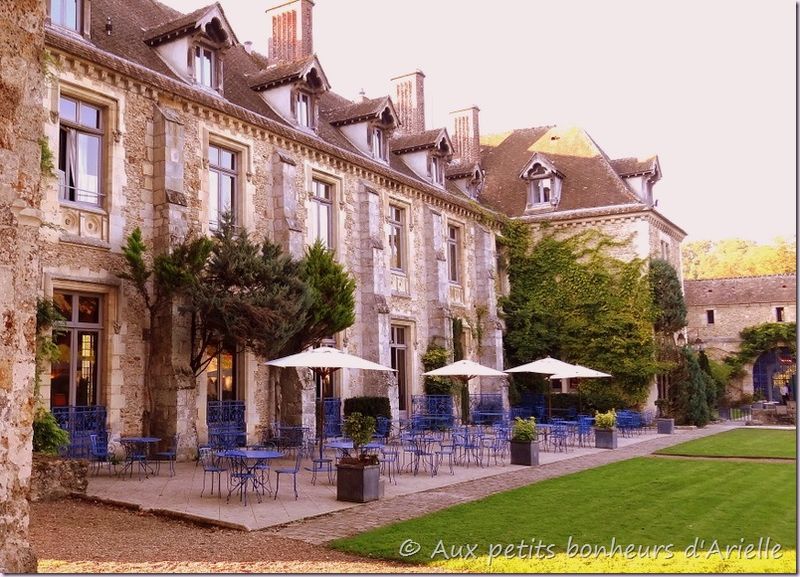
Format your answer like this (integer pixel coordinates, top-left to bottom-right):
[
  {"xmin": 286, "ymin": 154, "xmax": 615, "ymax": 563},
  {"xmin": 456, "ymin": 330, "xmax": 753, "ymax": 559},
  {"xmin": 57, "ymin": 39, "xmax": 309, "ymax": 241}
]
[
  {"xmin": 28, "ymin": 454, "xmax": 89, "ymax": 502},
  {"xmin": 0, "ymin": 0, "xmax": 46, "ymax": 572}
]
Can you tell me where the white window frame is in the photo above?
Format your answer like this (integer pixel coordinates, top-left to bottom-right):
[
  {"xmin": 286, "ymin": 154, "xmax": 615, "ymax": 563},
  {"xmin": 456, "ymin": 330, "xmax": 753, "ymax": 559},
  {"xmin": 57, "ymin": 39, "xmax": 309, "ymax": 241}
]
[
  {"xmin": 296, "ymin": 91, "xmax": 312, "ymax": 128},
  {"xmin": 528, "ymin": 177, "xmax": 552, "ymax": 206},
  {"xmin": 388, "ymin": 204, "xmax": 406, "ymax": 272},
  {"xmin": 208, "ymin": 143, "xmax": 238, "ymax": 229},
  {"xmin": 58, "ymin": 94, "xmax": 105, "ymax": 208},
  {"xmin": 50, "ymin": 0, "xmax": 80, "ymax": 31},
  {"xmin": 447, "ymin": 223, "xmax": 462, "ymax": 284},
  {"xmin": 372, "ymin": 127, "xmax": 386, "ymax": 160},
  {"xmin": 309, "ymin": 177, "xmax": 335, "ymax": 249},
  {"xmin": 194, "ymin": 46, "xmax": 215, "ymax": 88}
]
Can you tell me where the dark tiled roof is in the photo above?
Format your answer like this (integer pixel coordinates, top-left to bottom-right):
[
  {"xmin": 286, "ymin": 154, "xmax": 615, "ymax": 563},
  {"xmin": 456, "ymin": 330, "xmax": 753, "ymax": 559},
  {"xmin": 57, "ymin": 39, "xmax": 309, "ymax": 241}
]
[
  {"xmin": 247, "ymin": 54, "xmax": 319, "ymax": 90},
  {"xmin": 391, "ymin": 128, "xmax": 447, "ymax": 154},
  {"xmin": 684, "ymin": 275, "xmax": 797, "ymax": 306},
  {"xmin": 143, "ymin": 4, "xmax": 214, "ymax": 44},
  {"xmin": 446, "ymin": 160, "xmax": 480, "ymax": 179},
  {"xmin": 610, "ymin": 156, "xmax": 658, "ymax": 176},
  {"xmin": 479, "ymin": 126, "xmax": 642, "ymax": 217},
  {"xmin": 326, "ymin": 97, "xmax": 392, "ymax": 126}
]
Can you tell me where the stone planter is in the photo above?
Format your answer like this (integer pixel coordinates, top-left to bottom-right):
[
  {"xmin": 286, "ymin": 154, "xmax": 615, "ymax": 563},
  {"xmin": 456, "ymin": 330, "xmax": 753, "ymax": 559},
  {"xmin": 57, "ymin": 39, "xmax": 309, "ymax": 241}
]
[
  {"xmin": 336, "ymin": 462, "xmax": 381, "ymax": 503},
  {"xmin": 594, "ymin": 428, "xmax": 618, "ymax": 449},
  {"xmin": 509, "ymin": 440, "xmax": 539, "ymax": 466},
  {"xmin": 656, "ymin": 417, "xmax": 675, "ymax": 434}
]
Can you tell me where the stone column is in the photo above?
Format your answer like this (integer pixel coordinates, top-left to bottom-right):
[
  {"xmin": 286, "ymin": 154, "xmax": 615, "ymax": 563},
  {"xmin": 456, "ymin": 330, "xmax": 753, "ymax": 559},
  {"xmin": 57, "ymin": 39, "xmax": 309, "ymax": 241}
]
[{"xmin": 0, "ymin": 0, "xmax": 45, "ymax": 572}]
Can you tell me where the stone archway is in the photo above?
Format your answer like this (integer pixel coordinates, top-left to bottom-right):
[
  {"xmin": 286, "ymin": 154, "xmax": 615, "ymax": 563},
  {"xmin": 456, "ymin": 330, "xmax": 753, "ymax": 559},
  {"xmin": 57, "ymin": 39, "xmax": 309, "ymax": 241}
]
[{"xmin": 752, "ymin": 347, "xmax": 796, "ymax": 403}]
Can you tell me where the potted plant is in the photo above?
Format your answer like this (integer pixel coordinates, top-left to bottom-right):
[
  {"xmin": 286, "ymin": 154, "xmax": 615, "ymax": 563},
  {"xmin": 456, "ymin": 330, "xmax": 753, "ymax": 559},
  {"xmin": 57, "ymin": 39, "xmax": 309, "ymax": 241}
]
[
  {"xmin": 509, "ymin": 417, "xmax": 539, "ymax": 466},
  {"xmin": 654, "ymin": 400, "xmax": 675, "ymax": 434},
  {"xmin": 336, "ymin": 412, "xmax": 381, "ymax": 503},
  {"xmin": 594, "ymin": 409, "xmax": 618, "ymax": 449}
]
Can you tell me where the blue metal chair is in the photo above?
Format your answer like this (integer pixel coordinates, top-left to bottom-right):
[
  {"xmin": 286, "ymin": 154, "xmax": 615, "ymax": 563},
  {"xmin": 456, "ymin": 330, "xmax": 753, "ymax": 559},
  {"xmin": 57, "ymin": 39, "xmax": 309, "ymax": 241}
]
[
  {"xmin": 226, "ymin": 450, "xmax": 260, "ymax": 506},
  {"xmin": 577, "ymin": 415, "xmax": 594, "ymax": 447},
  {"xmin": 155, "ymin": 434, "xmax": 179, "ymax": 477},
  {"xmin": 198, "ymin": 447, "xmax": 226, "ymax": 498},
  {"xmin": 274, "ymin": 450, "xmax": 303, "ymax": 500},
  {"xmin": 89, "ymin": 434, "xmax": 114, "ymax": 476},
  {"xmin": 549, "ymin": 421, "xmax": 569, "ymax": 452}
]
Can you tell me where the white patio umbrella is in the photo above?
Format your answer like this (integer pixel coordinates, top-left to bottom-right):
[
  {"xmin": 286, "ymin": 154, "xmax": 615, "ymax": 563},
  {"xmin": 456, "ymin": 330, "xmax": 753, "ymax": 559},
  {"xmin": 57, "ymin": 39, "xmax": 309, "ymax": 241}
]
[
  {"xmin": 424, "ymin": 359, "xmax": 507, "ymax": 424},
  {"xmin": 265, "ymin": 346, "xmax": 395, "ymax": 459},
  {"xmin": 548, "ymin": 364, "xmax": 612, "ymax": 414},
  {"xmin": 505, "ymin": 356, "xmax": 580, "ymax": 420}
]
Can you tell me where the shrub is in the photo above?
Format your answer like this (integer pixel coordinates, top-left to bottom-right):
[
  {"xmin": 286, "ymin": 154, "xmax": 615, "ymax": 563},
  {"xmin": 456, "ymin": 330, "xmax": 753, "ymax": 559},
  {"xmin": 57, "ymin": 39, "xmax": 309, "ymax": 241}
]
[
  {"xmin": 511, "ymin": 417, "xmax": 537, "ymax": 442},
  {"xmin": 422, "ymin": 343, "xmax": 455, "ymax": 395},
  {"xmin": 343, "ymin": 396, "xmax": 391, "ymax": 421},
  {"xmin": 342, "ymin": 412, "xmax": 377, "ymax": 464},
  {"xmin": 594, "ymin": 409, "xmax": 617, "ymax": 429},
  {"xmin": 32, "ymin": 407, "xmax": 70, "ymax": 455}
]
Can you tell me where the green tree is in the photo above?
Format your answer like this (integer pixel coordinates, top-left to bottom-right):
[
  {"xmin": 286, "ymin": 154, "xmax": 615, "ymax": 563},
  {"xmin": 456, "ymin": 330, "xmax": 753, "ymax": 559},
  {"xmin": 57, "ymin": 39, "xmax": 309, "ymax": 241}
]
[
  {"xmin": 648, "ymin": 258, "xmax": 687, "ymax": 334},
  {"xmin": 500, "ymin": 223, "xmax": 660, "ymax": 406},
  {"xmin": 681, "ymin": 237, "xmax": 796, "ymax": 279},
  {"xmin": 282, "ymin": 239, "xmax": 356, "ymax": 353}
]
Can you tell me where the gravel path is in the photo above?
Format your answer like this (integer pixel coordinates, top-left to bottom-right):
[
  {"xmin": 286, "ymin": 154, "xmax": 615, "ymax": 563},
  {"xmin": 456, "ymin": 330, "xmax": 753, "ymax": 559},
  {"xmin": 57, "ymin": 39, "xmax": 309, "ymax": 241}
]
[{"xmin": 29, "ymin": 498, "xmax": 433, "ymax": 573}]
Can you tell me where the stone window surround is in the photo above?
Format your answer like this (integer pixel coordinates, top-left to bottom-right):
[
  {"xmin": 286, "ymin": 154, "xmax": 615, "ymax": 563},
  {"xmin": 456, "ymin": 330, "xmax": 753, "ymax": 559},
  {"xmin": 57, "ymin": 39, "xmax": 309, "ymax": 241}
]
[
  {"xmin": 41, "ymin": 274, "xmax": 119, "ymax": 416},
  {"xmin": 386, "ymin": 196, "xmax": 411, "ymax": 273},
  {"xmin": 54, "ymin": 82, "xmax": 120, "ymax": 214},
  {"xmin": 389, "ymin": 319, "xmax": 416, "ymax": 412},
  {"xmin": 201, "ymin": 128, "xmax": 253, "ymax": 232},
  {"xmin": 446, "ymin": 219, "xmax": 465, "ymax": 286},
  {"xmin": 305, "ymin": 168, "xmax": 342, "ymax": 254}
]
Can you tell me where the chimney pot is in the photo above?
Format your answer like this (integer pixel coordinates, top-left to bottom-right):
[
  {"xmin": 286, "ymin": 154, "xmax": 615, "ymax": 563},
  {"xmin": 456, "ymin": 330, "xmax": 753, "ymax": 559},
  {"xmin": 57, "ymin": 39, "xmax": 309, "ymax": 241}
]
[{"xmin": 244, "ymin": 40, "xmax": 253, "ymax": 53}]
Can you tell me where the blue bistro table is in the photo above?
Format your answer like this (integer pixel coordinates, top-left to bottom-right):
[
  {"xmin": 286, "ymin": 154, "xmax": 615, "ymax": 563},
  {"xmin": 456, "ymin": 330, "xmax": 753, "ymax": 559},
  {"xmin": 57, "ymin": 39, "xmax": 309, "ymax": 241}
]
[
  {"xmin": 218, "ymin": 449, "xmax": 283, "ymax": 504},
  {"xmin": 119, "ymin": 437, "xmax": 160, "ymax": 480}
]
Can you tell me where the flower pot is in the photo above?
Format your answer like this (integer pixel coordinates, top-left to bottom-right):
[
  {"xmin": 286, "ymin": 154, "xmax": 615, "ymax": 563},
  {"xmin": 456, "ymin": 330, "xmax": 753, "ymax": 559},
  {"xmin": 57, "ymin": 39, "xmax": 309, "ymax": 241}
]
[
  {"xmin": 594, "ymin": 428, "xmax": 618, "ymax": 449},
  {"xmin": 336, "ymin": 462, "xmax": 381, "ymax": 503},
  {"xmin": 656, "ymin": 417, "xmax": 675, "ymax": 434},
  {"xmin": 509, "ymin": 440, "xmax": 539, "ymax": 466}
]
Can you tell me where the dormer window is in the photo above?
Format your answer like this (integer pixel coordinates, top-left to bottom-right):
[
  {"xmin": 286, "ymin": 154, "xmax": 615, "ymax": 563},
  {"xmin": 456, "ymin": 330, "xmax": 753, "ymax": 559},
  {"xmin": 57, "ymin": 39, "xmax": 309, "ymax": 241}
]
[
  {"xmin": 296, "ymin": 91, "xmax": 312, "ymax": 128},
  {"xmin": 50, "ymin": 0, "xmax": 80, "ymax": 31},
  {"xmin": 520, "ymin": 154, "xmax": 563, "ymax": 211},
  {"xmin": 528, "ymin": 177, "xmax": 552, "ymax": 206},
  {"xmin": 370, "ymin": 127, "xmax": 386, "ymax": 160},
  {"xmin": 193, "ymin": 46, "xmax": 215, "ymax": 88},
  {"xmin": 430, "ymin": 156, "xmax": 443, "ymax": 185}
]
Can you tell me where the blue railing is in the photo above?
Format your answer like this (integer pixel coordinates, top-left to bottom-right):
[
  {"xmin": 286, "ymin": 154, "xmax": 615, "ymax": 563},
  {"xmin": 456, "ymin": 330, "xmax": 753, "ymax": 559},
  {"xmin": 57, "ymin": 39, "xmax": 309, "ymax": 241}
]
[
  {"xmin": 469, "ymin": 393, "xmax": 505, "ymax": 425},
  {"xmin": 411, "ymin": 395, "xmax": 454, "ymax": 430},
  {"xmin": 323, "ymin": 397, "xmax": 342, "ymax": 438},
  {"xmin": 52, "ymin": 405, "xmax": 107, "ymax": 459},
  {"xmin": 207, "ymin": 400, "xmax": 246, "ymax": 447}
]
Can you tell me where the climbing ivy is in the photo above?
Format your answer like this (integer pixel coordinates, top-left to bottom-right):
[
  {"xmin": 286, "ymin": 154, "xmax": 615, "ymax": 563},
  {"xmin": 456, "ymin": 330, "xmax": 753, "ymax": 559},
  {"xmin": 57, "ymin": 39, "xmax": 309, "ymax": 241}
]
[
  {"xmin": 725, "ymin": 322, "xmax": 797, "ymax": 376},
  {"xmin": 421, "ymin": 342, "xmax": 454, "ymax": 395},
  {"xmin": 500, "ymin": 222, "xmax": 661, "ymax": 406}
]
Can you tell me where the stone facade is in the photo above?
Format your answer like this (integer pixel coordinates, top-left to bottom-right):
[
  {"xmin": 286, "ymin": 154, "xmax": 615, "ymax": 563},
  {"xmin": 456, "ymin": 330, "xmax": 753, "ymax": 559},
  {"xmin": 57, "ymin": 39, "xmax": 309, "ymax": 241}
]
[
  {"xmin": 0, "ymin": 0, "xmax": 46, "ymax": 572},
  {"xmin": 28, "ymin": 454, "xmax": 89, "ymax": 502},
  {"xmin": 684, "ymin": 274, "xmax": 797, "ymax": 397}
]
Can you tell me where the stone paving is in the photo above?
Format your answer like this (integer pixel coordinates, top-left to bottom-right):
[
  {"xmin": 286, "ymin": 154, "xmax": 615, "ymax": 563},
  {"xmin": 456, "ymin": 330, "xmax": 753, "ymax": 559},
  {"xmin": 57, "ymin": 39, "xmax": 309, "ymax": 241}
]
[
  {"xmin": 273, "ymin": 423, "xmax": 738, "ymax": 544},
  {"xmin": 85, "ymin": 424, "xmax": 739, "ymax": 539}
]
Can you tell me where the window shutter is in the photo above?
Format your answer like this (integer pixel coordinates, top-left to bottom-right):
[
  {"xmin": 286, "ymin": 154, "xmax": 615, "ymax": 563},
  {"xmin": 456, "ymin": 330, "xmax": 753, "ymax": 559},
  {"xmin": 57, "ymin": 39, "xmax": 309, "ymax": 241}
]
[
  {"xmin": 366, "ymin": 126, "xmax": 373, "ymax": 149},
  {"xmin": 426, "ymin": 155, "xmax": 432, "ymax": 176},
  {"xmin": 82, "ymin": 0, "xmax": 92, "ymax": 37},
  {"xmin": 290, "ymin": 90, "xmax": 297, "ymax": 119}
]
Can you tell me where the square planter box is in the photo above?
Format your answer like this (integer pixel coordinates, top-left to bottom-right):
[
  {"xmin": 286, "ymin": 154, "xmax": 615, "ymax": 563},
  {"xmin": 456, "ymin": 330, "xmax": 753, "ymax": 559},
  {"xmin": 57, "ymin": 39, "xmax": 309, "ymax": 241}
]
[
  {"xmin": 656, "ymin": 418, "xmax": 675, "ymax": 434},
  {"xmin": 594, "ymin": 428, "xmax": 618, "ymax": 449},
  {"xmin": 336, "ymin": 463, "xmax": 380, "ymax": 503},
  {"xmin": 509, "ymin": 440, "xmax": 539, "ymax": 466}
]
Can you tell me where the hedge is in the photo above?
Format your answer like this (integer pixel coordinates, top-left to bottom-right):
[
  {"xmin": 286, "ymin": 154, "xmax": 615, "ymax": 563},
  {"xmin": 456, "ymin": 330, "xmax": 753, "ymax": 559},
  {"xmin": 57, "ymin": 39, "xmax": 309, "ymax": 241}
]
[{"xmin": 343, "ymin": 396, "xmax": 391, "ymax": 421}]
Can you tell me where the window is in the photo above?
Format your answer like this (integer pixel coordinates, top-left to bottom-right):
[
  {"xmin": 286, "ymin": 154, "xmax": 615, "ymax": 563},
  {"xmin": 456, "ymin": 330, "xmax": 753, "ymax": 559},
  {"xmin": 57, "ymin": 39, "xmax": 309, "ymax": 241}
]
[
  {"xmin": 194, "ymin": 46, "xmax": 215, "ymax": 88},
  {"xmin": 58, "ymin": 95, "xmax": 103, "ymax": 207},
  {"xmin": 371, "ymin": 127, "xmax": 386, "ymax": 160},
  {"xmin": 50, "ymin": 0, "xmax": 80, "ymax": 31},
  {"xmin": 390, "ymin": 325, "xmax": 409, "ymax": 412},
  {"xmin": 208, "ymin": 144, "xmax": 237, "ymax": 228},
  {"xmin": 528, "ymin": 178, "xmax": 552, "ymax": 206},
  {"xmin": 706, "ymin": 309, "xmax": 715, "ymax": 324},
  {"xmin": 50, "ymin": 291, "xmax": 102, "ymax": 407},
  {"xmin": 430, "ymin": 156, "xmax": 443, "ymax": 185},
  {"xmin": 296, "ymin": 91, "xmax": 312, "ymax": 128},
  {"xmin": 206, "ymin": 345, "xmax": 237, "ymax": 401},
  {"xmin": 447, "ymin": 224, "xmax": 461, "ymax": 284},
  {"xmin": 776, "ymin": 307, "xmax": 785, "ymax": 322},
  {"xmin": 661, "ymin": 240, "xmax": 671, "ymax": 260},
  {"xmin": 309, "ymin": 178, "xmax": 334, "ymax": 248},
  {"xmin": 388, "ymin": 205, "xmax": 405, "ymax": 272}
]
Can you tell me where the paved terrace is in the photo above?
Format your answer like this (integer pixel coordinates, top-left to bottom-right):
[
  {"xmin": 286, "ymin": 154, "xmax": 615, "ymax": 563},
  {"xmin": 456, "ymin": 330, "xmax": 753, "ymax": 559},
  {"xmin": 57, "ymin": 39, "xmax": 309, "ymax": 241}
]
[{"xmin": 85, "ymin": 424, "xmax": 737, "ymax": 538}]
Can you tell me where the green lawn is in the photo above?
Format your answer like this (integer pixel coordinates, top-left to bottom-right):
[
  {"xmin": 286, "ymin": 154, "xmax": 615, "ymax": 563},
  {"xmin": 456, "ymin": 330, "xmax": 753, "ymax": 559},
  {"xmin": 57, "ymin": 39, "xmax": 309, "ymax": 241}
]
[
  {"xmin": 332, "ymin": 458, "xmax": 796, "ymax": 572},
  {"xmin": 656, "ymin": 428, "xmax": 796, "ymax": 459}
]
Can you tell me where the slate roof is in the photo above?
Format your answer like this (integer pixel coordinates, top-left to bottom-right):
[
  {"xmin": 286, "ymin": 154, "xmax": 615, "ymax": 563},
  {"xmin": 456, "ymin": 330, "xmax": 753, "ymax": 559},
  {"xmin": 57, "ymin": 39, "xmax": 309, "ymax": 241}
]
[
  {"xmin": 390, "ymin": 128, "xmax": 448, "ymax": 154},
  {"xmin": 479, "ymin": 126, "xmax": 642, "ymax": 217},
  {"xmin": 326, "ymin": 96, "xmax": 393, "ymax": 126},
  {"xmin": 610, "ymin": 156, "xmax": 658, "ymax": 176},
  {"xmin": 247, "ymin": 54, "xmax": 321, "ymax": 90},
  {"xmin": 684, "ymin": 275, "xmax": 797, "ymax": 306},
  {"xmin": 144, "ymin": 4, "xmax": 217, "ymax": 45}
]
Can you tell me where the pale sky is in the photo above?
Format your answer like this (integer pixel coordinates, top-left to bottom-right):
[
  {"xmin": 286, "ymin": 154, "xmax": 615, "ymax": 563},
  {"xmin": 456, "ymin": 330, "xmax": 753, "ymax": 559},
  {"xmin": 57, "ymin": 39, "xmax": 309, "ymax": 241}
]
[{"xmin": 160, "ymin": 0, "xmax": 796, "ymax": 243}]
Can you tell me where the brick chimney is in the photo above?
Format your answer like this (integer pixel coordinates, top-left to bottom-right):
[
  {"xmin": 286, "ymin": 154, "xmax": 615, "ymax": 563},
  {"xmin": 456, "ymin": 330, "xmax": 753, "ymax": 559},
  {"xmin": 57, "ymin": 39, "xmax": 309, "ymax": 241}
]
[
  {"xmin": 266, "ymin": 0, "xmax": 314, "ymax": 65},
  {"xmin": 391, "ymin": 70, "xmax": 425, "ymax": 134},
  {"xmin": 450, "ymin": 106, "xmax": 480, "ymax": 163}
]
